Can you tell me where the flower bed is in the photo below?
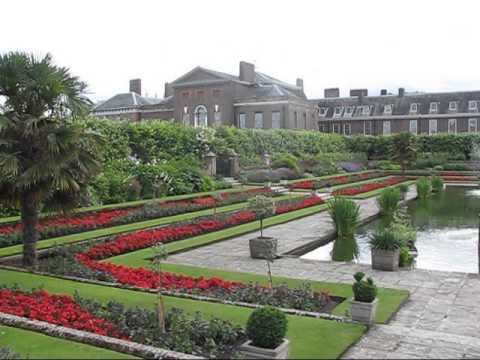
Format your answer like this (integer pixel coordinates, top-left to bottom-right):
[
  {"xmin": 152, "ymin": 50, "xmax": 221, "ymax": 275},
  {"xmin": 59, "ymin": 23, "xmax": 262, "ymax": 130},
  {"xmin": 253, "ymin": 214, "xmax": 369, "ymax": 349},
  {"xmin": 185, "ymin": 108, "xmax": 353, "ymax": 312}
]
[
  {"xmin": 441, "ymin": 175, "xmax": 478, "ymax": 182},
  {"xmin": 332, "ymin": 177, "xmax": 408, "ymax": 196},
  {"xmin": 0, "ymin": 187, "xmax": 273, "ymax": 248},
  {"xmin": 290, "ymin": 172, "xmax": 382, "ymax": 190}
]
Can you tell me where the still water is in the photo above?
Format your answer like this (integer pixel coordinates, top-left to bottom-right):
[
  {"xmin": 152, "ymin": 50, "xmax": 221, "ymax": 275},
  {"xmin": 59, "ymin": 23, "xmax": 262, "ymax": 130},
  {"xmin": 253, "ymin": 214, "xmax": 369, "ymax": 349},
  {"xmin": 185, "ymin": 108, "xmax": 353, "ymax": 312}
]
[{"xmin": 302, "ymin": 186, "xmax": 480, "ymax": 273}]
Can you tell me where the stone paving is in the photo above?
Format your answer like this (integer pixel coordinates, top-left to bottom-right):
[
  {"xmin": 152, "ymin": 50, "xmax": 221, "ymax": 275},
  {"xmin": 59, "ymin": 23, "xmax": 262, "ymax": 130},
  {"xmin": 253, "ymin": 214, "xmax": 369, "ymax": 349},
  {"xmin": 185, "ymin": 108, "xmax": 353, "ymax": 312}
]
[{"xmin": 167, "ymin": 186, "xmax": 480, "ymax": 359}]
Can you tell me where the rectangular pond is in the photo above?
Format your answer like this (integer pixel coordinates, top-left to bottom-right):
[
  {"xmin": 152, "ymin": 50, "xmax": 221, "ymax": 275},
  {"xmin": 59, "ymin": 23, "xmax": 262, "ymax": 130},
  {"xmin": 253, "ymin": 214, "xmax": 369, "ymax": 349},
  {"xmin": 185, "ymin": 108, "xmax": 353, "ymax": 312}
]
[{"xmin": 302, "ymin": 185, "xmax": 480, "ymax": 273}]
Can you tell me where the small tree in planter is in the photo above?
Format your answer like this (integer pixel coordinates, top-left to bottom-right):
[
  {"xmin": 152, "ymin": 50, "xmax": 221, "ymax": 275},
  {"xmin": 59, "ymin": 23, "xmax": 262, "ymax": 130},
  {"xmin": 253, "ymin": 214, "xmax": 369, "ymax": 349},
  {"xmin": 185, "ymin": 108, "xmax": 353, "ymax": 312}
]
[
  {"xmin": 239, "ymin": 306, "xmax": 289, "ymax": 359},
  {"xmin": 369, "ymin": 229, "xmax": 404, "ymax": 271},
  {"xmin": 351, "ymin": 272, "xmax": 378, "ymax": 324},
  {"xmin": 248, "ymin": 196, "xmax": 277, "ymax": 260},
  {"xmin": 151, "ymin": 243, "xmax": 168, "ymax": 333}
]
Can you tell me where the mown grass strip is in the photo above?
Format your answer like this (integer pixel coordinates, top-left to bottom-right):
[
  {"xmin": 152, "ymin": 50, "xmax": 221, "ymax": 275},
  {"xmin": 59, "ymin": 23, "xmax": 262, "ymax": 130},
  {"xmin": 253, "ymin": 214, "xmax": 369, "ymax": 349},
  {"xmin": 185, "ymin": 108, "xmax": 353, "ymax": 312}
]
[
  {"xmin": 0, "ymin": 268, "xmax": 366, "ymax": 359},
  {"xmin": 344, "ymin": 180, "xmax": 416, "ymax": 199},
  {"xmin": 0, "ymin": 194, "xmax": 301, "ymax": 258},
  {"xmin": 0, "ymin": 186, "xmax": 258, "ymax": 225},
  {"xmin": 0, "ymin": 325, "xmax": 136, "ymax": 359}
]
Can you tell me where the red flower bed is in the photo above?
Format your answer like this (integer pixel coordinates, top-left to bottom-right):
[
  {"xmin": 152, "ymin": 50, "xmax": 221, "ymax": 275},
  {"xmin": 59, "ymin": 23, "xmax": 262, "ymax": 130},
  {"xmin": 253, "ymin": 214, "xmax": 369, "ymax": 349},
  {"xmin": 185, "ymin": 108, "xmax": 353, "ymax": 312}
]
[
  {"xmin": 0, "ymin": 289, "xmax": 128, "ymax": 339},
  {"xmin": 333, "ymin": 177, "xmax": 408, "ymax": 196},
  {"xmin": 290, "ymin": 180, "xmax": 315, "ymax": 190},
  {"xmin": 289, "ymin": 172, "xmax": 382, "ymax": 190}
]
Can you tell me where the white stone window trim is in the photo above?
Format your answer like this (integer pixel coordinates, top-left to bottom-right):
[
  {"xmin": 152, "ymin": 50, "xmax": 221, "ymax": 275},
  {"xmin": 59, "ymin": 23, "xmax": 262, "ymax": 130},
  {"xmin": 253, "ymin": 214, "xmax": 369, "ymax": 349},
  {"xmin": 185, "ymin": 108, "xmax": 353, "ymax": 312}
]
[
  {"xmin": 429, "ymin": 119, "xmax": 438, "ymax": 135},
  {"xmin": 448, "ymin": 118, "xmax": 457, "ymax": 134},
  {"xmin": 429, "ymin": 102, "xmax": 439, "ymax": 113},
  {"xmin": 409, "ymin": 119, "xmax": 418, "ymax": 134},
  {"xmin": 468, "ymin": 118, "xmax": 478, "ymax": 133},
  {"xmin": 410, "ymin": 103, "xmax": 418, "ymax": 114},
  {"xmin": 193, "ymin": 105, "xmax": 208, "ymax": 128},
  {"xmin": 343, "ymin": 123, "xmax": 351, "ymax": 135},
  {"xmin": 364, "ymin": 120, "xmax": 373, "ymax": 135},
  {"xmin": 449, "ymin": 101, "xmax": 458, "ymax": 111},
  {"xmin": 362, "ymin": 105, "xmax": 371, "ymax": 116},
  {"xmin": 344, "ymin": 106, "xmax": 354, "ymax": 117},
  {"xmin": 318, "ymin": 107, "xmax": 328, "ymax": 117},
  {"xmin": 333, "ymin": 106, "xmax": 344, "ymax": 118},
  {"xmin": 384, "ymin": 104, "xmax": 393, "ymax": 115},
  {"xmin": 383, "ymin": 120, "xmax": 391, "ymax": 135},
  {"xmin": 469, "ymin": 101, "xmax": 478, "ymax": 111}
]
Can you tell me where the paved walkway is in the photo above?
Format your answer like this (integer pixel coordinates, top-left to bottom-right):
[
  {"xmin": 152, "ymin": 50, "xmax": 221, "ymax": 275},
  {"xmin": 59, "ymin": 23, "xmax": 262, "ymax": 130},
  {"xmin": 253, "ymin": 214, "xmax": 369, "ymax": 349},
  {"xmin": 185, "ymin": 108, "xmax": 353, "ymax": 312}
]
[{"xmin": 167, "ymin": 187, "xmax": 480, "ymax": 359}]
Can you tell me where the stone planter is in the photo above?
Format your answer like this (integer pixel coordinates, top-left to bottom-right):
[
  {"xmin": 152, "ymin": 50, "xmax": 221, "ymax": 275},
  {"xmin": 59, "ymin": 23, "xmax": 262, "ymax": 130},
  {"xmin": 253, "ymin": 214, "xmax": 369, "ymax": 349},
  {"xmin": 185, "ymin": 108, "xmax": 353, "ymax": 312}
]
[
  {"xmin": 239, "ymin": 339, "xmax": 290, "ymax": 359},
  {"xmin": 371, "ymin": 248, "xmax": 400, "ymax": 271},
  {"xmin": 351, "ymin": 298, "xmax": 378, "ymax": 325},
  {"xmin": 249, "ymin": 237, "xmax": 277, "ymax": 259}
]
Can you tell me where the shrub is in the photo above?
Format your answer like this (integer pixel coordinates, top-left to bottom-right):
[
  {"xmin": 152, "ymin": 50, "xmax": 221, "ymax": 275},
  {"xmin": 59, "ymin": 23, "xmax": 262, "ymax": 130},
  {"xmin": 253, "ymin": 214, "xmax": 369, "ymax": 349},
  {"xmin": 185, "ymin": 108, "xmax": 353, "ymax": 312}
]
[
  {"xmin": 273, "ymin": 167, "xmax": 299, "ymax": 180},
  {"xmin": 272, "ymin": 153, "xmax": 299, "ymax": 173},
  {"xmin": 377, "ymin": 187, "xmax": 401, "ymax": 224},
  {"xmin": 369, "ymin": 229, "xmax": 404, "ymax": 251},
  {"xmin": 352, "ymin": 272, "xmax": 377, "ymax": 303},
  {"xmin": 431, "ymin": 176, "xmax": 444, "ymax": 192},
  {"xmin": 398, "ymin": 183, "xmax": 409, "ymax": 195},
  {"xmin": 416, "ymin": 177, "xmax": 431, "ymax": 199},
  {"xmin": 375, "ymin": 160, "xmax": 401, "ymax": 170},
  {"xmin": 246, "ymin": 306, "xmax": 287, "ymax": 349},
  {"xmin": 433, "ymin": 165, "xmax": 444, "ymax": 171},
  {"xmin": 328, "ymin": 197, "xmax": 360, "ymax": 261},
  {"xmin": 443, "ymin": 163, "xmax": 469, "ymax": 171},
  {"xmin": 399, "ymin": 247, "xmax": 414, "ymax": 267}
]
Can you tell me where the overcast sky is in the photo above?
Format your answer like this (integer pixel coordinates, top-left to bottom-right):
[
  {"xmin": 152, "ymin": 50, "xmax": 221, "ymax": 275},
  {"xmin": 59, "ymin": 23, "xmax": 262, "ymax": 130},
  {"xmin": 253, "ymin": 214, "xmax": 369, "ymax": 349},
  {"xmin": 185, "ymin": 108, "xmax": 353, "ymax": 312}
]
[{"xmin": 3, "ymin": 0, "xmax": 480, "ymax": 101}]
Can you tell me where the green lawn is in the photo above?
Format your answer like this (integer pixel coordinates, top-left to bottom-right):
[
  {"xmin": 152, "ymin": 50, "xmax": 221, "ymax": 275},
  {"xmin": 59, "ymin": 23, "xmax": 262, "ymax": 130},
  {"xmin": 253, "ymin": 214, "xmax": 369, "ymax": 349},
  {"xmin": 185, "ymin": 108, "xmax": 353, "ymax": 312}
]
[
  {"xmin": 0, "ymin": 186, "xmax": 258, "ymax": 225},
  {"xmin": 0, "ymin": 268, "xmax": 366, "ymax": 359},
  {"xmin": 345, "ymin": 180, "xmax": 416, "ymax": 199},
  {"xmin": 0, "ymin": 193, "xmax": 302, "ymax": 258},
  {"xmin": 0, "ymin": 325, "xmax": 136, "ymax": 359}
]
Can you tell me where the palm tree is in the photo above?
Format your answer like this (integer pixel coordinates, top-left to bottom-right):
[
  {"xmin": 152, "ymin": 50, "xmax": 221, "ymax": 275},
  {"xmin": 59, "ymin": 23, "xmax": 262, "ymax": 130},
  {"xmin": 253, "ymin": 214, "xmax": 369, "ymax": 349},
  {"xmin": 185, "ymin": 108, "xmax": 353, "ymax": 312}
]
[{"xmin": 0, "ymin": 52, "xmax": 104, "ymax": 267}]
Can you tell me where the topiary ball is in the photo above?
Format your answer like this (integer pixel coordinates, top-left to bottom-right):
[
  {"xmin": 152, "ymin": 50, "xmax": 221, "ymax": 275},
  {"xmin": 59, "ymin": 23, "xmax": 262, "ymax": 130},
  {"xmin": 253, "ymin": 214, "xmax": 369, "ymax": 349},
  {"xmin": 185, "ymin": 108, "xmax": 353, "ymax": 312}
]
[{"xmin": 246, "ymin": 306, "xmax": 288, "ymax": 349}]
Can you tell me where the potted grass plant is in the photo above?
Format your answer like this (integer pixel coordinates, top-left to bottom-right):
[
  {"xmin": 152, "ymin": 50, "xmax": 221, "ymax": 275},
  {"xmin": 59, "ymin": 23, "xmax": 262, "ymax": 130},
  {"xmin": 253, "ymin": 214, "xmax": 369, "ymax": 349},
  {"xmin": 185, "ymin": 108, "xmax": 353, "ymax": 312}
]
[
  {"xmin": 351, "ymin": 272, "xmax": 378, "ymax": 324},
  {"xmin": 328, "ymin": 197, "xmax": 360, "ymax": 261},
  {"xmin": 239, "ymin": 306, "xmax": 289, "ymax": 359},
  {"xmin": 248, "ymin": 195, "xmax": 277, "ymax": 259},
  {"xmin": 369, "ymin": 228, "xmax": 403, "ymax": 271}
]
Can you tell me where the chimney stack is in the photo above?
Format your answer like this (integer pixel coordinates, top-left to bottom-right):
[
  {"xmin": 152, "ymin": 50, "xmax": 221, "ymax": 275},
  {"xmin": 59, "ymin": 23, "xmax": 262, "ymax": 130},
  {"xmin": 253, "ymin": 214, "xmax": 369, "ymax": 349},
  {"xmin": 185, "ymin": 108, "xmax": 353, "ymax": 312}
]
[
  {"xmin": 239, "ymin": 61, "xmax": 255, "ymax": 83},
  {"xmin": 129, "ymin": 79, "xmax": 141, "ymax": 95},
  {"xmin": 380, "ymin": 89, "xmax": 387, "ymax": 96},
  {"xmin": 398, "ymin": 87, "xmax": 405, "ymax": 97},
  {"xmin": 324, "ymin": 88, "xmax": 340, "ymax": 98},
  {"xmin": 350, "ymin": 89, "xmax": 368, "ymax": 97},
  {"xmin": 296, "ymin": 78, "xmax": 304, "ymax": 90},
  {"xmin": 164, "ymin": 82, "xmax": 173, "ymax": 98}
]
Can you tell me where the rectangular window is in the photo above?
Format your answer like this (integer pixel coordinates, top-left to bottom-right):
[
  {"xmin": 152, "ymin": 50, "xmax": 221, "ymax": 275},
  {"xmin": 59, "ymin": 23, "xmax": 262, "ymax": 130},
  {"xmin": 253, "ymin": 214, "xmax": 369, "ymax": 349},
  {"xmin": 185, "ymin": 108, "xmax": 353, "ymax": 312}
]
[
  {"xmin": 429, "ymin": 119, "xmax": 438, "ymax": 135},
  {"xmin": 469, "ymin": 118, "xmax": 478, "ymax": 133},
  {"xmin": 364, "ymin": 120, "xmax": 373, "ymax": 135},
  {"xmin": 254, "ymin": 112, "xmax": 264, "ymax": 129},
  {"xmin": 469, "ymin": 100, "xmax": 478, "ymax": 111},
  {"xmin": 410, "ymin": 103, "xmax": 418, "ymax": 113},
  {"xmin": 384, "ymin": 104, "xmax": 393, "ymax": 115},
  {"xmin": 383, "ymin": 120, "xmax": 391, "ymax": 135},
  {"xmin": 344, "ymin": 106, "xmax": 354, "ymax": 117},
  {"xmin": 333, "ymin": 107, "xmax": 343, "ymax": 117},
  {"xmin": 448, "ymin": 118, "xmax": 457, "ymax": 134},
  {"xmin": 238, "ymin": 113, "xmax": 246, "ymax": 129},
  {"xmin": 333, "ymin": 123, "xmax": 341, "ymax": 134},
  {"xmin": 294, "ymin": 111, "xmax": 298, "ymax": 128},
  {"xmin": 449, "ymin": 101, "xmax": 457, "ymax": 111},
  {"xmin": 429, "ymin": 102, "xmax": 438, "ymax": 113},
  {"xmin": 272, "ymin": 111, "xmax": 281, "ymax": 129},
  {"xmin": 303, "ymin": 112, "xmax": 307, "ymax": 128},
  {"xmin": 344, "ymin": 123, "xmax": 351, "ymax": 135},
  {"xmin": 409, "ymin": 120, "xmax": 418, "ymax": 134}
]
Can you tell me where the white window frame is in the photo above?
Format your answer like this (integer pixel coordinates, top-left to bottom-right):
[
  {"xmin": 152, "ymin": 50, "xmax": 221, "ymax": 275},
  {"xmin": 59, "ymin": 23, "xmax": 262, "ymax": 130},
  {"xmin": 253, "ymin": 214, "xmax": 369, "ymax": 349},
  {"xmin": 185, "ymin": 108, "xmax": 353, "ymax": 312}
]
[
  {"xmin": 333, "ymin": 123, "xmax": 341, "ymax": 134},
  {"xmin": 469, "ymin": 118, "xmax": 478, "ymax": 133},
  {"xmin": 254, "ymin": 112, "xmax": 264, "ymax": 129},
  {"xmin": 449, "ymin": 101, "xmax": 458, "ymax": 112},
  {"xmin": 272, "ymin": 111, "xmax": 281, "ymax": 129},
  {"xmin": 364, "ymin": 120, "xmax": 373, "ymax": 135},
  {"xmin": 469, "ymin": 101, "xmax": 478, "ymax": 111},
  {"xmin": 429, "ymin": 102, "xmax": 438, "ymax": 114},
  {"xmin": 362, "ymin": 105, "xmax": 371, "ymax": 116},
  {"xmin": 344, "ymin": 106, "xmax": 354, "ymax": 117},
  {"xmin": 193, "ymin": 105, "xmax": 208, "ymax": 128},
  {"xmin": 448, "ymin": 118, "xmax": 457, "ymax": 134},
  {"xmin": 410, "ymin": 103, "xmax": 418, "ymax": 114},
  {"xmin": 429, "ymin": 119, "xmax": 438, "ymax": 135},
  {"xmin": 384, "ymin": 104, "xmax": 393, "ymax": 115},
  {"xmin": 409, "ymin": 119, "xmax": 418, "ymax": 134},
  {"xmin": 343, "ymin": 123, "xmax": 351, "ymax": 135},
  {"xmin": 318, "ymin": 107, "xmax": 328, "ymax": 117},
  {"xmin": 383, "ymin": 120, "xmax": 391, "ymax": 135},
  {"xmin": 333, "ymin": 106, "xmax": 344, "ymax": 118},
  {"xmin": 238, "ymin": 113, "xmax": 246, "ymax": 128}
]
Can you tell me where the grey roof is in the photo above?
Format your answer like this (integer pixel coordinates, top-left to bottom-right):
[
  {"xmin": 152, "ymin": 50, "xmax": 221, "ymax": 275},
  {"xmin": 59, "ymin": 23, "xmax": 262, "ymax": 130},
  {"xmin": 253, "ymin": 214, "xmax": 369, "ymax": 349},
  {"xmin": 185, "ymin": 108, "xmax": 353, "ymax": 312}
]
[
  {"xmin": 92, "ymin": 92, "xmax": 165, "ymax": 112},
  {"xmin": 316, "ymin": 90, "xmax": 480, "ymax": 118}
]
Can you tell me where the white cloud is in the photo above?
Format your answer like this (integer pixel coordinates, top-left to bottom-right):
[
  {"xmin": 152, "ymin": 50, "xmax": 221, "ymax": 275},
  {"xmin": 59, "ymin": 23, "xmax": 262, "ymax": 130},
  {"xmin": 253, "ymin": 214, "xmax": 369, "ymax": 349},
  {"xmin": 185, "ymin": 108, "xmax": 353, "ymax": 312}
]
[{"xmin": 2, "ymin": 0, "xmax": 479, "ymax": 101}]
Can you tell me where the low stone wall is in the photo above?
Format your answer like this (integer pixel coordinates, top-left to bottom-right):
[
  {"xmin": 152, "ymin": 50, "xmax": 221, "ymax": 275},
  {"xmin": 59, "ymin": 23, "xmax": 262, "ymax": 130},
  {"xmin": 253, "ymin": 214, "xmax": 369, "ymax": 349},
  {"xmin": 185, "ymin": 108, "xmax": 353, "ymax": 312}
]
[{"xmin": 0, "ymin": 313, "xmax": 202, "ymax": 359}]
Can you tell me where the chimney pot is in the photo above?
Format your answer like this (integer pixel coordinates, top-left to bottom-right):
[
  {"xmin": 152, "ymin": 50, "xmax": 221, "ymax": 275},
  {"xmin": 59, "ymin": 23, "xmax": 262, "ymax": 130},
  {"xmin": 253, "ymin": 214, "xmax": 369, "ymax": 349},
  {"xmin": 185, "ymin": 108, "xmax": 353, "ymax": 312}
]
[
  {"xmin": 324, "ymin": 88, "xmax": 340, "ymax": 98},
  {"xmin": 380, "ymin": 89, "xmax": 387, "ymax": 96},
  {"xmin": 350, "ymin": 89, "xmax": 368, "ymax": 97},
  {"xmin": 129, "ymin": 79, "xmax": 141, "ymax": 95},
  {"xmin": 239, "ymin": 61, "xmax": 255, "ymax": 83},
  {"xmin": 398, "ymin": 87, "xmax": 405, "ymax": 97}
]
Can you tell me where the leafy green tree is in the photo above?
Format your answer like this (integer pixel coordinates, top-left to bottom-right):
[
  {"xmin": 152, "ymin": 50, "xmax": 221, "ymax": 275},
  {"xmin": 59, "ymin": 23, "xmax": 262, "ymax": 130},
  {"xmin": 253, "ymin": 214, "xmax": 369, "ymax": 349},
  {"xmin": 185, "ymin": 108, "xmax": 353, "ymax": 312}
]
[
  {"xmin": 248, "ymin": 195, "xmax": 276, "ymax": 238},
  {"xmin": 0, "ymin": 52, "xmax": 103, "ymax": 267},
  {"xmin": 390, "ymin": 133, "xmax": 417, "ymax": 172}
]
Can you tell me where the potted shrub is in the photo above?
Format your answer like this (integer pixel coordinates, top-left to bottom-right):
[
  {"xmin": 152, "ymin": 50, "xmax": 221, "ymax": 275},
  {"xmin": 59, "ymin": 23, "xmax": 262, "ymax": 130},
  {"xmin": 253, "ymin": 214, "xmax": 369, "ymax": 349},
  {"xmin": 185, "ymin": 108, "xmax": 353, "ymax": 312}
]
[
  {"xmin": 328, "ymin": 197, "xmax": 360, "ymax": 261},
  {"xmin": 369, "ymin": 229, "xmax": 404, "ymax": 271},
  {"xmin": 239, "ymin": 306, "xmax": 289, "ymax": 359},
  {"xmin": 351, "ymin": 272, "xmax": 378, "ymax": 325},
  {"xmin": 248, "ymin": 195, "xmax": 277, "ymax": 259},
  {"xmin": 398, "ymin": 183, "xmax": 409, "ymax": 200}
]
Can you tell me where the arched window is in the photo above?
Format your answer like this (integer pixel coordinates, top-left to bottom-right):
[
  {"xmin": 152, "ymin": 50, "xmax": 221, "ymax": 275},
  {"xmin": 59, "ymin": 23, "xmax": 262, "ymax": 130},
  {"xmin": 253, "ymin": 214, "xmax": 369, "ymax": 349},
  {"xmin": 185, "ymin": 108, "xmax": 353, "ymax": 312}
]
[{"xmin": 194, "ymin": 105, "xmax": 208, "ymax": 127}]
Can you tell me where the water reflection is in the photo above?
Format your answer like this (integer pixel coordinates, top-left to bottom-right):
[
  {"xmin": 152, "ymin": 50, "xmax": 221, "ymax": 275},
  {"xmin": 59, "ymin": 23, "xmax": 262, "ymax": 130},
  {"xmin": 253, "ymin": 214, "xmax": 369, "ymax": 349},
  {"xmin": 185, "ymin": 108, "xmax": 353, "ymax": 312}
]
[{"xmin": 302, "ymin": 186, "xmax": 480, "ymax": 273}]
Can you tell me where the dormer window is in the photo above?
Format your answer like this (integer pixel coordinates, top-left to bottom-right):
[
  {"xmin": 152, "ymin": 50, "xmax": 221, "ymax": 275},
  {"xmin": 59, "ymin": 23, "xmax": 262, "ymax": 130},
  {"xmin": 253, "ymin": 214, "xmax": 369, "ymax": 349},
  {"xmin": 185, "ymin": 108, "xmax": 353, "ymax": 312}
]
[
  {"xmin": 384, "ymin": 104, "xmax": 393, "ymax": 115},
  {"xmin": 333, "ymin": 106, "xmax": 344, "ymax": 117},
  {"xmin": 410, "ymin": 103, "xmax": 418, "ymax": 114},
  {"xmin": 318, "ymin": 107, "xmax": 328, "ymax": 117},
  {"xmin": 362, "ymin": 105, "xmax": 371, "ymax": 116},
  {"xmin": 429, "ymin": 102, "xmax": 438, "ymax": 113},
  {"xmin": 449, "ymin": 101, "xmax": 458, "ymax": 112},
  {"xmin": 469, "ymin": 101, "xmax": 478, "ymax": 111},
  {"xmin": 344, "ymin": 106, "xmax": 354, "ymax": 117}
]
